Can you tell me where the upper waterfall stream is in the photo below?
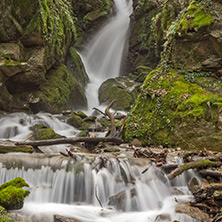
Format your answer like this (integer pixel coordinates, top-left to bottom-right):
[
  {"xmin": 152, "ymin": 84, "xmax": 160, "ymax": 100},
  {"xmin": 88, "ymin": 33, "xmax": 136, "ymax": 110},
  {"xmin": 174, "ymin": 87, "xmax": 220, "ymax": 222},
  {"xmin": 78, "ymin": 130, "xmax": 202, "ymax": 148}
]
[{"xmin": 79, "ymin": 0, "xmax": 133, "ymax": 112}]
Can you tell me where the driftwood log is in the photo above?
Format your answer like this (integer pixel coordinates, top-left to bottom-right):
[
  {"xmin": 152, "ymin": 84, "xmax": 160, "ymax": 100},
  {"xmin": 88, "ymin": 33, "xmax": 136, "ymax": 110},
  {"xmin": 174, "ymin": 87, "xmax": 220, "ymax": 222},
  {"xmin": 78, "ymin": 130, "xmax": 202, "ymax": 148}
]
[{"xmin": 16, "ymin": 137, "xmax": 122, "ymax": 152}]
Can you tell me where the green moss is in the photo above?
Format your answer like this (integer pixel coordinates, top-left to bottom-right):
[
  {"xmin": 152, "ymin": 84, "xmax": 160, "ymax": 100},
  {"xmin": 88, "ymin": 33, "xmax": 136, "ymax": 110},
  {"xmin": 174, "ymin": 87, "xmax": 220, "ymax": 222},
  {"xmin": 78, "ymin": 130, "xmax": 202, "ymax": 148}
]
[
  {"xmin": 35, "ymin": 129, "xmax": 62, "ymax": 140},
  {"xmin": 177, "ymin": 0, "xmax": 213, "ymax": 33},
  {"xmin": 174, "ymin": 159, "xmax": 219, "ymax": 177},
  {"xmin": 41, "ymin": 64, "xmax": 75, "ymax": 112},
  {"xmin": 67, "ymin": 113, "xmax": 83, "ymax": 128},
  {"xmin": 38, "ymin": 0, "xmax": 76, "ymax": 56},
  {"xmin": 0, "ymin": 177, "xmax": 30, "ymax": 210},
  {"xmin": 83, "ymin": 0, "xmax": 111, "ymax": 21},
  {"xmin": 0, "ymin": 206, "xmax": 15, "ymax": 222},
  {"xmin": 123, "ymin": 67, "xmax": 222, "ymax": 149},
  {"xmin": 0, "ymin": 145, "xmax": 33, "ymax": 154},
  {"xmin": 69, "ymin": 47, "xmax": 89, "ymax": 87},
  {"xmin": 0, "ymin": 186, "xmax": 30, "ymax": 210},
  {"xmin": 0, "ymin": 177, "xmax": 29, "ymax": 191}
]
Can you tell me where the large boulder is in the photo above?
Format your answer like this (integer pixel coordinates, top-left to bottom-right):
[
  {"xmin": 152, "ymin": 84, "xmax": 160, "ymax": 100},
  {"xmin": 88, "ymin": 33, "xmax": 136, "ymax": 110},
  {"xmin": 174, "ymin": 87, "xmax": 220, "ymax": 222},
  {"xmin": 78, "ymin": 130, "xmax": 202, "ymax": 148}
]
[
  {"xmin": 99, "ymin": 76, "xmax": 141, "ymax": 111},
  {"xmin": 123, "ymin": 68, "xmax": 222, "ymax": 151},
  {"xmin": 125, "ymin": 0, "xmax": 222, "ymax": 150}
]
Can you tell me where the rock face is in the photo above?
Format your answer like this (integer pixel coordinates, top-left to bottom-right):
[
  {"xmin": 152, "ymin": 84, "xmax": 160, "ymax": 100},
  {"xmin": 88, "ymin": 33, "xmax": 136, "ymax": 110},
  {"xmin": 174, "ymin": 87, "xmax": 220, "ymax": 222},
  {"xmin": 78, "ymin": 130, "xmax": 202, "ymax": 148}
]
[
  {"xmin": 99, "ymin": 76, "xmax": 141, "ymax": 111},
  {"xmin": 0, "ymin": 0, "xmax": 112, "ymax": 113},
  {"xmin": 124, "ymin": 0, "xmax": 222, "ymax": 150}
]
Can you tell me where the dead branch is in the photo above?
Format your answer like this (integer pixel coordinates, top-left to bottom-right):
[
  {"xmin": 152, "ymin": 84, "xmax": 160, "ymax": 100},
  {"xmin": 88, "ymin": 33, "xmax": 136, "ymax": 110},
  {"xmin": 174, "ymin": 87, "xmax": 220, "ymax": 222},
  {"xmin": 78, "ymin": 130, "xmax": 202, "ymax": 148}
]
[
  {"xmin": 95, "ymin": 184, "xmax": 103, "ymax": 209},
  {"xmin": 16, "ymin": 137, "xmax": 122, "ymax": 147},
  {"xmin": 116, "ymin": 116, "xmax": 128, "ymax": 137},
  {"xmin": 93, "ymin": 107, "xmax": 107, "ymax": 116},
  {"xmin": 105, "ymin": 100, "xmax": 117, "ymax": 137}
]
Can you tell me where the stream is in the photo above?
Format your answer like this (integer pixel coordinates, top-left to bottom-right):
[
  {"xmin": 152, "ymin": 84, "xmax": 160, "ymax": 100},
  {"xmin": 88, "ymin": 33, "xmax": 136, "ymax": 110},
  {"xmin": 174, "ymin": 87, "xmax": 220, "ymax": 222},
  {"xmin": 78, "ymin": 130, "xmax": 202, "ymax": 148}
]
[{"xmin": 0, "ymin": 0, "xmax": 201, "ymax": 221}]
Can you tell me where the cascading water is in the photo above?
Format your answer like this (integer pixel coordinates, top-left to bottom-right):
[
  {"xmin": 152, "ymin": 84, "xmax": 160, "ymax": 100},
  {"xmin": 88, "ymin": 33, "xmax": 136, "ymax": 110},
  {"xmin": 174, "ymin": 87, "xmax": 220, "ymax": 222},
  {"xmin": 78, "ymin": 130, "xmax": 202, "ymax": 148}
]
[
  {"xmin": 0, "ymin": 156, "xmax": 199, "ymax": 222},
  {"xmin": 0, "ymin": 112, "xmax": 78, "ymax": 141},
  {"xmin": 79, "ymin": 0, "xmax": 133, "ymax": 112},
  {"xmin": 0, "ymin": 1, "xmax": 202, "ymax": 221}
]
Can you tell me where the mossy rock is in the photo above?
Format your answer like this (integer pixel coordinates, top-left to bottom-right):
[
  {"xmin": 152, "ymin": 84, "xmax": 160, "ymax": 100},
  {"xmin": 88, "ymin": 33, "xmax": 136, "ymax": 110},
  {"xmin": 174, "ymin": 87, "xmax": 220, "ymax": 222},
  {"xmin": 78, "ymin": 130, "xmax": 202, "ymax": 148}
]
[
  {"xmin": 29, "ymin": 64, "xmax": 87, "ymax": 113},
  {"xmin": 67, "ymin": 113, "xmax": 83, "ymax": 129},
  {"xmin": 123, "ymin": 67, "xmax": 222, "ymax": 151},
  {"xmin": 0, "ymin": 145, "xmax": 33, "ymax": 154},
  {"xmin": 30, "ymin": 124, "xmax": 62, "ymax": 140},
  {"xmin": 99, "ymin": 77, "xmax": 141, "ymax": 111},
  {"xmin": 177, "ymin": 0, "xmax": 213, "ymax": 34},
  {"xmin": 67, "ymin": 47, "xmax": 89, "ymax": 88},
  {"xmin": 0, "ymin": 177, "xmax": 30, "ymax": 210},
  {"xmin": 0, "ymin": 206, "xmax": 15, "ymax": 222},
  {"xmin": 77, "ymin": 111, "xmax": 88, "ymax": 119}
]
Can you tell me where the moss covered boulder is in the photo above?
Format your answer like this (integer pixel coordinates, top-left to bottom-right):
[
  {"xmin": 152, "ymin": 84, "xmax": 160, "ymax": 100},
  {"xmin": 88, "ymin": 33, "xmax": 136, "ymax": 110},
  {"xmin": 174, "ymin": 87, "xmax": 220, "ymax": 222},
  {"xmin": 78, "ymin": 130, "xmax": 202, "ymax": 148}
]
[
  {"xmin": 0, "ymin": 177, "xmax": 30, "ymax": 210},
  {"xmin": 123, "ymin": 68, "xmax": 222, "ymax": 151},
  {"xmin": 67, "ymin": 112, "xmax": 96, "ymax": 130},
  {"xmin": 27, "ymin": 64, "xmax": 87, "ymax": 113},
  {"xmin": 30, "ymin": 124, "xmax": 63, "ymax": 140},
  {"xmin": 99, "ymin": 76, "xmax": 141, "ymax": 111}
]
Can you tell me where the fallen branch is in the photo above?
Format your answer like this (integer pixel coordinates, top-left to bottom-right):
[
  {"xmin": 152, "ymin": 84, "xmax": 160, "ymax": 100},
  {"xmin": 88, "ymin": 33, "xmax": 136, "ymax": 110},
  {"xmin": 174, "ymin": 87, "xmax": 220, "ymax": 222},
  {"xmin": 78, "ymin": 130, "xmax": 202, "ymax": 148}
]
[
  {"xmin": 16, "ymin": 137, "xmax": 122, "ymax": 149},
  {"xmin": 167, "ymin": 159, "xmax": 221, "ymax": 179}
]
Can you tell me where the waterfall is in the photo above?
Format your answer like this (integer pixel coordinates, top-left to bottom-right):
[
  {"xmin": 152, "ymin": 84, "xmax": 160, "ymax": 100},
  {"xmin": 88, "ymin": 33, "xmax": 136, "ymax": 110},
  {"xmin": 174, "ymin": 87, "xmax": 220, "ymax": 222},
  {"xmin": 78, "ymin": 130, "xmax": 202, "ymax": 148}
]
[
  {"xmin": 0, "ymin": 155, "xmax": 198, "ymax": 222},
  {"xmin": 79, "ymin": 0, "xmax": 133, "ymax": 112}
]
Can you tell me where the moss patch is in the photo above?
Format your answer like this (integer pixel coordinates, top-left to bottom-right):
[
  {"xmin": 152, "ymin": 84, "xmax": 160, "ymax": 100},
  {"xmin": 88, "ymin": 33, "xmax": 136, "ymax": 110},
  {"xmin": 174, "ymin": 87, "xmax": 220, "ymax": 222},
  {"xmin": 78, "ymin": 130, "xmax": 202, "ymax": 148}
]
[
  {"xmin": 0, "ymin": 145, "xmax": 33, "ymax": 154},
  {"xmin": 40, "ymin": 64, "xmax": 75, "ymax": 112},
  {"xmin": 30, "ymin": 124, "xmax": 62, "ymax": 140},
  {"xmin": 123, "ymin": 67, "xmax": 222, "ymax": 150},
  {"xmin": 0, "ymin": 177, "xmax": 30, "ymax": 210},
  {"xmin": 177, "ymin": 0, "xmax": 213, "ymax": 33}
]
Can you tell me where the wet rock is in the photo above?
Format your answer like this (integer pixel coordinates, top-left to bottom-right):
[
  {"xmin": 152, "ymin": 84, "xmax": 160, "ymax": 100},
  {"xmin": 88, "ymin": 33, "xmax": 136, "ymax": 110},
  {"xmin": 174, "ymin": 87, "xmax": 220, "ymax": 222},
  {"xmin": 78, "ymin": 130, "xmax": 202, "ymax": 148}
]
[
  {"xmin": 99, "ymin": 76, "xmax": 141, "ymax": 111},
  {"xmin": 67, "ymin": 113, "xmax": 83, "ymax": 129},
  {"xmin": 30, "ymin": 124, "xmax": 63, "ymax": 140},
  {"xmin": 131, "ymin": 139, "xmax": 142, "ymax": 147},
  {"xmin": 188, "ymin": 177, "xmax": 201, "ymax": 194},
  {"xmin": 54, "ymin": 214, "xmax": 81, "ymax": 222},
  {"xmin": 175, "ymin": 204, "xmax": 211, "ymax": 222},
  {"xmin": 154, "ymin": 213, "xmax": 171, "ymax": 222},
  {"xmin": 108, "ymin": 188, "xmax": 137, "ymax": 209}
]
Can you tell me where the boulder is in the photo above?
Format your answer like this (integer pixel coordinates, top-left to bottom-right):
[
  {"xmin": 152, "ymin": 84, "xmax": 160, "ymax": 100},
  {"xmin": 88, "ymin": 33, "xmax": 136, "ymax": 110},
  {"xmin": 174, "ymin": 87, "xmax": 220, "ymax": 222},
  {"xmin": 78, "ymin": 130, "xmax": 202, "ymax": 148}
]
[
  {"xmin": 123, "ymin": 67, "xmax": 222, "ymax": 151},
  {"xmin": 99, "ymin": 76, "xmax": 141, "ymax": 111},
  {"xmin": 30, "ymin": 124, "xmax": 63, "ymax": 140},
  {"xmin": 0, "ymin": 177, "xmax": 30, "ymax": 210},
  {"xmin": 175, "ymin": 204, "xmax": 211, "ymax": 222}
]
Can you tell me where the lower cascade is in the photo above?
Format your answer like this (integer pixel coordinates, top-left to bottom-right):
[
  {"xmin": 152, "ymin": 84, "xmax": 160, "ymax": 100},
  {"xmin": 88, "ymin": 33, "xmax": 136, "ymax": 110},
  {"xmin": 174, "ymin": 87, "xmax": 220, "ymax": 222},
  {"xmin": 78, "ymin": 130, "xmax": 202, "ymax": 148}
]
[{"xmin": 0, "ymin": 155, "xmax": 198, "ymax": 222}]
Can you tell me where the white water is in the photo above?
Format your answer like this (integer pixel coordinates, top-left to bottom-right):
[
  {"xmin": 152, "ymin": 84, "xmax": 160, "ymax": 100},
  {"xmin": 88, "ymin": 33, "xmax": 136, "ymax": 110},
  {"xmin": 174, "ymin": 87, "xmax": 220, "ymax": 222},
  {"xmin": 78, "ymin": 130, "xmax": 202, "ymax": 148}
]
[
  {"xmin": 79, "ymin": 0, "xmax": 133, "ymax": 112},
  {"xmin": 0, "ymin": 112, "xmax": 78, "ymax": 141},
  {"xmin": 0, "ymin": 156, "xmax": 199, "ymax": 222}
]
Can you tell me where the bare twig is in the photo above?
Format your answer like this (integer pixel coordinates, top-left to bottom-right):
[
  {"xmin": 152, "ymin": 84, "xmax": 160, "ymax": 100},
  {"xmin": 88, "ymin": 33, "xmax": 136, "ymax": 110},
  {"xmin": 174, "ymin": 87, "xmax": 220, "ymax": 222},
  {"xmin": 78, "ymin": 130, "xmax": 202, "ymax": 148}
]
[
  {"xmin": 93, "ymin": 107, "xmax": 107, "ymax": 116},
  {"xmin": 23, "ymin": 134, "xmax": 32, "ymax": 142},
  {"xmin": 95, "ymin": 184, "xmax": 103, "ymax": 209}
]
